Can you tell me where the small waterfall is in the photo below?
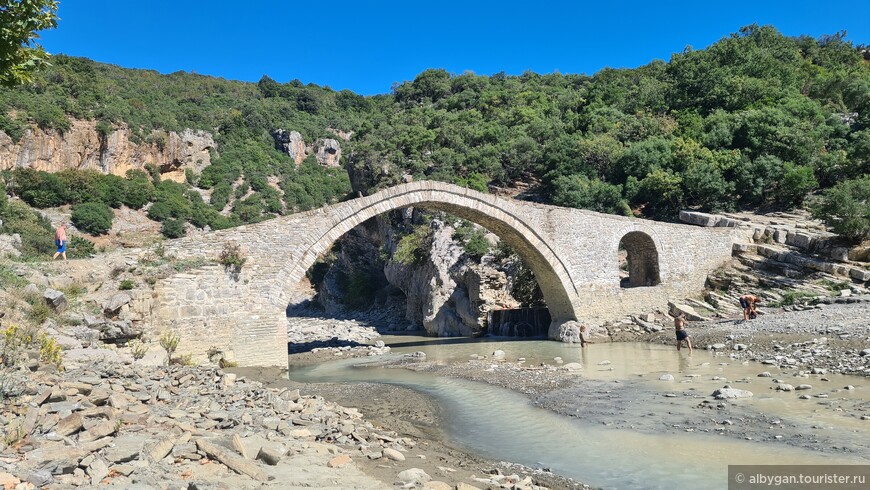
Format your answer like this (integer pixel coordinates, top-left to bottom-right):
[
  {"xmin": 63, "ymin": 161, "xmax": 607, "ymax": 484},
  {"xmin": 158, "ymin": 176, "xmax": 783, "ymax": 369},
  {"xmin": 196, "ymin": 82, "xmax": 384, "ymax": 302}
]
[{"xmin": 486, "ymin": 308, "xmax": 550, "ymax": 337}]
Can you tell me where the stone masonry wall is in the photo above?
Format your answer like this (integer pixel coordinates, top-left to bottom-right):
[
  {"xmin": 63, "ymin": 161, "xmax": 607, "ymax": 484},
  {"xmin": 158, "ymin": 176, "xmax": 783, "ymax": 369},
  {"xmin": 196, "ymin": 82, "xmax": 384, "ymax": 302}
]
[{"xmin": 149, "ymin": 181, "xmax": 738, "ymax": 366}]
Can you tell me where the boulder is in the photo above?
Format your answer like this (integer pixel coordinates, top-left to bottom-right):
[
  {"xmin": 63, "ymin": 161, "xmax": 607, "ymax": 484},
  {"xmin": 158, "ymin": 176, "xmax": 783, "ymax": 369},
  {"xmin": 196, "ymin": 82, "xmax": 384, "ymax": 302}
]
[
  {"xmin": 558, "ymin": 321, "xmax": 582, "ymax": 343},
  {"xmin": 397, "ymin": 468, "xmax": 431, "ymax": 485},
  {"xmin": 667, "ymin": 302, "xmax": 708, "ymax": 321},
  {"xmin": 712, "ymin": 387, "xmax": 753, "ymax": 399},
  {"xmin": 43, "ymin": 289, "xmax": 67, "ymax": 313},
  {"xmin": 272, "ymin": 129, "xmax": 306, "ymax": 164},
  {"xmin": 103, "ymin": 293, "xmax": 131, "ymax": 317}
]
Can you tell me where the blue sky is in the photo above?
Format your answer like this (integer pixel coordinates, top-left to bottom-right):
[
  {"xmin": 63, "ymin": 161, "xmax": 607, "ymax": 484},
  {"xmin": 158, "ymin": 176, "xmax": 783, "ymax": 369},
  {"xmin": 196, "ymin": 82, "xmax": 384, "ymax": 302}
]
[{"xmin": 39, "ymin": 0, "xmax": 870, "ymax": 95}]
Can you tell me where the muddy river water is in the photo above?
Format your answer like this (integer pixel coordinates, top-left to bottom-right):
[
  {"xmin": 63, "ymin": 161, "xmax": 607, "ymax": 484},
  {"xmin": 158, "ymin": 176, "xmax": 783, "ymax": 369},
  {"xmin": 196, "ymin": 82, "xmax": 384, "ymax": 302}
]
[{"xmin": 290, "ymin": 338, "xmax": 869, "ymax": 489}]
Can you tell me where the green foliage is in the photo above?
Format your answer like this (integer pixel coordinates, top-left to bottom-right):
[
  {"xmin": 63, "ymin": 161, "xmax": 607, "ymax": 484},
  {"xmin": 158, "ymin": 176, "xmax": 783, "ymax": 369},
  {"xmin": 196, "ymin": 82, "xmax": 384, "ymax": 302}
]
[
  {"xmin": 550, "ymin": 174, "xmax": 631, "ymax": 215},
  {"xmin": 37, "ymin": 332, "xmax": 62, "ymax": 370},
  {"xmin": 772, "ymin": 290, "xmax": 817, "ymax": 307},
  {"xmin": 160, "ymin": 218, "xmax": 185, "ymax": 238},
  {"xmin": 118, "ymin": 279, "xmax": 135, "ymax": 290},
  {"xmin": 67, "ymin": 235, "xmax": 96, "ymax": 258},
  {"xmin": 128, "ymin": 338, "xmax": 149, "ymax": 360},
  {"xmin": 0, "ymin": 0, "xmax": 59, "ymax": 87},
  {"xmin": 71, "ymin": 201, "xmax": 113, "ymax": 235},
  {"xmin": 811, "ymin": 176, "xmax": 870, "ymax": 241},
  {"xmin": 393, "ymin": 224, "xmax": 430, "ymax": 266},
  {"xmin": 452, "ymin": 221, "xmax": 492, "ymax": 260},
  {"xmin": 0, "ymin": 24, "xmax": 867, "ymax": 227}
]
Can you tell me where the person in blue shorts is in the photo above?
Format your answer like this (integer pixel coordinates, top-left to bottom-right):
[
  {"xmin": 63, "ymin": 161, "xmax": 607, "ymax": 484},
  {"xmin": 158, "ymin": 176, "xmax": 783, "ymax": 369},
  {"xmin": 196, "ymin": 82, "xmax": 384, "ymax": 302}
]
[
  {"xmin": 674, "ymin": 313, "xmax": 691, "ymax": 352},
  {"xmin": 52, "ymin": 223, "xmax": 67, "ymax": 261}
]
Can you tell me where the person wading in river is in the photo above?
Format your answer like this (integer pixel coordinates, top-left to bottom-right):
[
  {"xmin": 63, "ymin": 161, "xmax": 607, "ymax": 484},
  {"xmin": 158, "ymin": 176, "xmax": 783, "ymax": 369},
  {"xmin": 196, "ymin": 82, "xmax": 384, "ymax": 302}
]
[
  {"xmin": 52, "ymin": 223, "xmax": 67, "ymax": 261},
  {"xmin": 674, "ymin": 313, "xmax": 691, "ymax": 352}
]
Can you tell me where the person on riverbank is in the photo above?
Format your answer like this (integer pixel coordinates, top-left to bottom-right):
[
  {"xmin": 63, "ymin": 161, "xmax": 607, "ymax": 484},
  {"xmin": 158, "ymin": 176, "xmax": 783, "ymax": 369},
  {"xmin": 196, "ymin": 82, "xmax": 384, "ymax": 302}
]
[
  {"xmin": 739, "ymin": 294, "xmax": 760, "ymax": 321},
  {"xmin": 579, "ymin": 325, "xmax": 593, "ymax": 347},
  {"xmin": 674, "ymin": 313, "xmax": 691, "ymax": 352},
  {"xmin": 52, "ymin": 223, "xmax": 67, "ymax": 261}
]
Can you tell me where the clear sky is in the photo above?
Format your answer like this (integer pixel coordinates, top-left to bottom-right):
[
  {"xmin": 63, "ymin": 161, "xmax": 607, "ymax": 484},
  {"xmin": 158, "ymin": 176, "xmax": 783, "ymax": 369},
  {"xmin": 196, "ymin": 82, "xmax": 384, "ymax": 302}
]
[{"xmin": 38, "ymin": 0, "xmax": 870, "ymax": 96}]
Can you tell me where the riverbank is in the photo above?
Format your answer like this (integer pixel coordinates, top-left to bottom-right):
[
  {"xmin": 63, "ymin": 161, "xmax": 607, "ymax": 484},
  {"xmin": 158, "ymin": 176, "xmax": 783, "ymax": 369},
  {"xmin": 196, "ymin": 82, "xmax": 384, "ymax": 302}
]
[{"xmin": 284, "ymin": 301, "xmax": 870, "ymax": 487}]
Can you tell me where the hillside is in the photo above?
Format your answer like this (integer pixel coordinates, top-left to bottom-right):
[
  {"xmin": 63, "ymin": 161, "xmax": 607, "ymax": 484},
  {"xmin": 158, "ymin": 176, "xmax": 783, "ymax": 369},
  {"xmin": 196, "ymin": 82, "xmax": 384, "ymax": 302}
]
[{"xmin": 1, "ymin": 24, "xmax": 869, "ymax": 329}]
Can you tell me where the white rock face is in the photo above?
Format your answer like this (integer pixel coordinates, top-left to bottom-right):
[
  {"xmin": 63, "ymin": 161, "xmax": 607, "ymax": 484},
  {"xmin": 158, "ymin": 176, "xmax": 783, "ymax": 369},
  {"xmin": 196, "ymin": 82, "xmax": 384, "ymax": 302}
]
[{"xmin": 0, "ymin": 121, "xmax": 214, "ymax": 182}]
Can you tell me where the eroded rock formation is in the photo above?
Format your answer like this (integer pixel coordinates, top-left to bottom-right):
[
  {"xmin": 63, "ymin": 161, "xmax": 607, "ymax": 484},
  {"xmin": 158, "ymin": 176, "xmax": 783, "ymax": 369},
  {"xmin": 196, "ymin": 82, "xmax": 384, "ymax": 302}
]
[
  {"xmin": 271, "ymin": 129, "xmax": 342, "ymax": 167},
  {"xmin": 0, "ymin": 120, "xmax": 215, "ymax": 182}
]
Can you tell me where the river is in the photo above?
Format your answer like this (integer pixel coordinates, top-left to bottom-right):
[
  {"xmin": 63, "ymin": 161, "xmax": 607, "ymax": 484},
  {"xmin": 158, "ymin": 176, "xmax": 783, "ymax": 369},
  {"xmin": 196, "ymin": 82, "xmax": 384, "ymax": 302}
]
[{"xmin": 289, "ymin": 337, "xmax": 869, "ymax": 489}]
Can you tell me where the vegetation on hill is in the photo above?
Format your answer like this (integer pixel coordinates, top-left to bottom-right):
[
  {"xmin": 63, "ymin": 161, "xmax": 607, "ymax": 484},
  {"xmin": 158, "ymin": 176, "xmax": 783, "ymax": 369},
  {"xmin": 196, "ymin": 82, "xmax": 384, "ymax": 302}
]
[{"xmin": 0, "ymin": 25, "xmax": 868, "ymax": 240}]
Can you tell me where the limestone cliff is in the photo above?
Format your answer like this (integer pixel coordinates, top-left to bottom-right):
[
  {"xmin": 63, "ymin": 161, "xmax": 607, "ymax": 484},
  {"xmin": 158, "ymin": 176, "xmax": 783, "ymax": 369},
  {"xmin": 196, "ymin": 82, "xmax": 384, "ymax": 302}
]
[{"xmin": 0, "ymin": 119, "xmax": 215, "ymax": 182}]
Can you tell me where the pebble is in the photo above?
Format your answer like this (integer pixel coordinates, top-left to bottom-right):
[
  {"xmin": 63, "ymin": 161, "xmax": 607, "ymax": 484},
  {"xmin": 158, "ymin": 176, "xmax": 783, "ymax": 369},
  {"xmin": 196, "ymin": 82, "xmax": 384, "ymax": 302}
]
[{"xmin": 383, "ymin": 448, "xmax": 406, "ymax": 462}]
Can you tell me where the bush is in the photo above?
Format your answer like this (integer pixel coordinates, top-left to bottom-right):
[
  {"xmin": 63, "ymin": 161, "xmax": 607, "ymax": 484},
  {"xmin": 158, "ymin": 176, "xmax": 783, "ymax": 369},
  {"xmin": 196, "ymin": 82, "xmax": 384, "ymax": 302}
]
[
  {"xmin": 67, "ymin": 235, "xmax": 96, "ymax": 259},
  {"xmin": 71, "ymin": 201, "xmax": 114, "ymax": 235},
  {"xmin": 160, "ymin": 218, "xmax": 186, "ymax": 238},
  {"xmin": 811, "ymin": 176, "xmax": 870, "ymax": 241},
  {"xmin": 119, "ymin": 279, "xmax": 135, "ymax": 290},
  {"xmin": 217, "ymin": 241, "xmax": 247, "ymax": 268}
]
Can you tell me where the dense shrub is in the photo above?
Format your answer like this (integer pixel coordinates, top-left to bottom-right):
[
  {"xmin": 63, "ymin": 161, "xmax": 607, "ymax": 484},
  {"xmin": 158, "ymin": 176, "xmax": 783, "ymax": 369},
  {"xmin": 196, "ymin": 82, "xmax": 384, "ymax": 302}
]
[
  {"xmin": 160, "ymin": 218, "xmax": 186, "ymax": 238},
  {"xmin": 71, "ymin": 201, "xmax": 113, "ymax": 235},
  {"xmin": 811, "ymin": 176, "xmax": 870, "ymax": 241}
]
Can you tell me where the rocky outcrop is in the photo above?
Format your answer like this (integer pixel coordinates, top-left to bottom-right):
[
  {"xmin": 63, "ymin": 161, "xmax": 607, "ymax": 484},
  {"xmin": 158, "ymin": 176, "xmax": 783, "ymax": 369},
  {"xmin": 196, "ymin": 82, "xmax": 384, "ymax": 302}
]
[
  {"xmin": 271, "ymin": 129, "xmax": 342, "ymax": 167},
  {"xmin": 0, "ymin": 120, "xmax": 214, "ymax": 182},
  {"xmin": 315, "ymin": 138, "xmax": 342, "ymax": 167},
  {"xmin": 271, "ymin": 129, "xmax": 306, "ymax": 164}
]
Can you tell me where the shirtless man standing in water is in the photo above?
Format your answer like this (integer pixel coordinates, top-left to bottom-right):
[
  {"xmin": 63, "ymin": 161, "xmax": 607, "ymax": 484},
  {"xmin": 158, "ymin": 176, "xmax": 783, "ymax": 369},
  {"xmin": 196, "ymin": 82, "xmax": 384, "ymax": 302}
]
[{"xmin": 674, "ymin": 313, "xmax": 691, "ymax": 352}]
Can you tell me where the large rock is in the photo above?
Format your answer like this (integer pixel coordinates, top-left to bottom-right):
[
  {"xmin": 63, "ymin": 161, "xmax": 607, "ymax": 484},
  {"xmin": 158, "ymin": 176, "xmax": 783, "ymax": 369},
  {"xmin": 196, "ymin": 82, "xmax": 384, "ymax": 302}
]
[
  {"xmin": 272, "ymin": 129, "xmax": 307, "ymax": 164},
  {"xmin": 668, "ymin": 302, "xmax": 708, "ymax": 322},
  {"xmin": 558, "ymin": 321, "xmax": 582, "ymax": 343},
  {"xmin": 0, "ymin": 233, "xmax": 21, "ymax": 258},
  {"xmin": 43, "ymin": 289, "xmax": 67, "ymax": 313},
  {"xmin": 398, "ymin": 468, "xmax": 431, "ymax": 485},
  {"xmin": 712, "ymin": 387, "xmax": 753, "ymax": 399},
  {"xmin": 314, "ymin": 138, "xmax": 342, "ymax": 167},
  {"xmin": 103, "ymin": 293, "xmax": 131, "ymax": 317}
]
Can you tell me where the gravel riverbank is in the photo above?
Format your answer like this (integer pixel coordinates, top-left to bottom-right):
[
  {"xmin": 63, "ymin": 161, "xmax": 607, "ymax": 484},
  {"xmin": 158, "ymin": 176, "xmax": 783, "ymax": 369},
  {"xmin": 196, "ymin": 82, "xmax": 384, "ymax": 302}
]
[{"xmin": 283, "ymin": 301, "xmax": 870, "ymax": 488}]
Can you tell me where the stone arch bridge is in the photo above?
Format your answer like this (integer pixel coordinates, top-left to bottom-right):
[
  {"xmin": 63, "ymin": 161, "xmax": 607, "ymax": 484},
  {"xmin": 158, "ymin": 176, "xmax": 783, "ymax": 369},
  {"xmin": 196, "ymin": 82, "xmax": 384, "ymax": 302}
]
[{"xmin": 151, "ymin": 181, "xmax": 738, "ymax": 366}]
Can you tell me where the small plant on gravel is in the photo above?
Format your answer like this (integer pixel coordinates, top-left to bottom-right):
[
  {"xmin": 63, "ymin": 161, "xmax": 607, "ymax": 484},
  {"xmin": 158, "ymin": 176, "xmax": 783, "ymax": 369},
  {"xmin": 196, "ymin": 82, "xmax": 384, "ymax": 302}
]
[
  {"xmin": 176, "ymin": 353, "xmax": 195, "ymax": 366},
  {"xmin": 37, "ymin": 333, "xmax": 63, "ymax": 370},
  {"xmin": 119, "ymin": 279, "xmax": 135, "ymax": 290},
  {"xmin": 62, "ymin": 283, "xmax": 87, "ymax": 299},
  {"xmin": 128, "ymin": 338, "xmax": 149, "ymax": 360},
  {"xmin": 1, "ymin": 324, "xmax": 31, "ymax": 367},
  {"xmin": 27, "ymin": 301, "xmax": 52, "ymax": 325},
  {"xmin": 772, "ymin": 290, "xmax": 817, "ymax": 307},
  {"xmin": 159, "ymin": 330, "xmax": 180, "ymax": 364},
  {"xmin": 219, "ymin": 358, "xmax": 238, "ymax": 368}
]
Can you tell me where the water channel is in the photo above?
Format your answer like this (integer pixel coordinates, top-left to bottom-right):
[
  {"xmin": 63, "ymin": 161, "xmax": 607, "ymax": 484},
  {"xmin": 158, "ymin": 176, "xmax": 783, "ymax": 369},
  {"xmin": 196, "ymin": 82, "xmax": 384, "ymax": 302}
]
[{"xmin": 290, "ymin": 338, "xmax": 869, "ymax": 489}]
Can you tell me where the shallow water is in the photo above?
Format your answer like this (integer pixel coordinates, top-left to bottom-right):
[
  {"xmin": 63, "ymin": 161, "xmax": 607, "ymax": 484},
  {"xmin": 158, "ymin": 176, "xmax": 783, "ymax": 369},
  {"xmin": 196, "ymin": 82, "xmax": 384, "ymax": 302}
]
[{"xmin": 290, "ymin": 338, "xmax": 869, "ymax": 489}]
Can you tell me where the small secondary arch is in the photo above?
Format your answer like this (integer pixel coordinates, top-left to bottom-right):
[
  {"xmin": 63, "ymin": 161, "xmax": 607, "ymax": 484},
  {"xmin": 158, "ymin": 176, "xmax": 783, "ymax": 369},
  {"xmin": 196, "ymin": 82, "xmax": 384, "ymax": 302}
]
[{"xmin": 618, "ymin": 230, "xmax": 661, "ymax": 288}]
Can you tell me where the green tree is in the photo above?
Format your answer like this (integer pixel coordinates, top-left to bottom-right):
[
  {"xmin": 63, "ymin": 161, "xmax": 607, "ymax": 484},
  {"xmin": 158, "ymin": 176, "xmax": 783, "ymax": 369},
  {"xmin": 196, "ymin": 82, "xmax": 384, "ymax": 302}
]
[
  {"xmin": 811, "ymin": 176, "xmax": 870, "ymax": 241},
  {"xmin": 0, "ymin": 0, "xmax": 59, "ymax": 87}
]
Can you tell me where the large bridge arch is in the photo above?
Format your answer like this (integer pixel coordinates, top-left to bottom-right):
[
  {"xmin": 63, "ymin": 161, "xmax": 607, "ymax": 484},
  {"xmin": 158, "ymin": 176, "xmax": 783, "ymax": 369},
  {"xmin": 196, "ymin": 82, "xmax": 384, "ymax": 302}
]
[{"xmin": 271, "ymin": 183, "xmax": 580, "ymax": 327}]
